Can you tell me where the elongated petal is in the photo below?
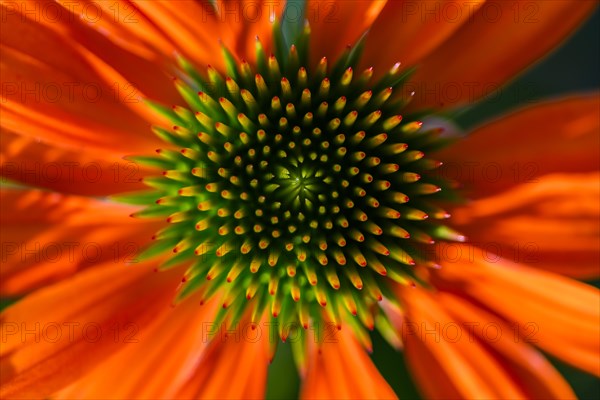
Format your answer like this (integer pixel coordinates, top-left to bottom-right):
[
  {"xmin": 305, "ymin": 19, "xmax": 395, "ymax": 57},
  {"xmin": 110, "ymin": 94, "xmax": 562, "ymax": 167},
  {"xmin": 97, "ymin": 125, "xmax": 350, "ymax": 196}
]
[
  {"xmin": 0, "ymin": 262, "xmax": 183, "ymax": 398},
  {"xmin": 438, "ymin": 94, "xmax": 600, "ymax": 198},
  {"xmin": 173, "ymin": 319, "xmax": 271, "ymax": 399},
  {"xmin": 131, "ymin": 0, "xmax": 281, "ymax": 66},
  {"xmin": 0, "ymin": 189, "xmax": 161, "ymax": 295},
  {"xmin": 24, "ymin": 0, "xmax": 182, "ymax": 102},
  {"xmin": 48, "ymin": 0, "xmax": 179, "ymax": 64},
  {"xmin": 301, "ymin": 328, "xmax": 397, "ymax": 399},
  {"xmin": 451, "ymin": 172, "xmax": 600, "ymax": 278},
  {"xmin": 429, "ymin": 244, "xmax": 600, "ymax": 376},
  {"xmin": 0, "ymin": 8, "xmax": 166, "ymax": 153},
  {"xmin": 1, "ymin": 0, "xmax": 282, "ymax": 155},
  {"xmin": 400, "ymin": 322, "xmax": 463, "ymax": 399},
  {"xmin": 54, "ymin": 296, "xmax": 219, "ymax": 399},
  {"xmin": 409, "ymin": 1, "xmax": 596, "ymax": 109},
  {"xmin": 211, "ymin": 0, "xmax": 284, "ymax": 61},
  {"xmin": 1, "ymin": 132, "xmax": 151, "ymax": 196},
  {"xmin": 398, "ymin": 286, "xmax": 530, "ymax": 399},
  {"xmin": 436, "ymin": 292, "xmax": 576, "ymax": 399},
  {"xmin": 361, "ymin": 1, "xmax": 485, "ymax": 73},
  {"xmin": 306, "ymin": 0, "xmax": 387, "ymax": 65}
]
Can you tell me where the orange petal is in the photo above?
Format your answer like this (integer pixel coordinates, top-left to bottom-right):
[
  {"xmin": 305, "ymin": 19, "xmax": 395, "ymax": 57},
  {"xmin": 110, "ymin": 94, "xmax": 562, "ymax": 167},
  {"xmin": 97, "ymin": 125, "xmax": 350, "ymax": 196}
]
[
  {"xmin": 1, "ymin": 131, "xmax": 152, "ymax": 196},
  {"xmin": 361, "ymin": 1, "xmax": 485, "ymax": 74},
  {"xmin": 0, "ymin": 261, "xmax": 184, "ymax": 398},
  {"xmin": 132, "ymin": 0, "xmax": 282, "ymax": 68},
  {"xmin": 450, "ymin": 172, "xmax": 600, "ymax": 278},
  {"xmin": 306, "ymin": 0, "xmax": 387, "ymax": 66},
  {"xmin": 54, "ymin": 296, "xmax": 219, "ymax": 399},
  {"xmin": 131, "ymin": 1, "xmax": 222, "ymax": 65},
  {"xmin": 47, "ymin": 0, "xmax": 177, "ymax": 63},
  {"xmin": 436, "ymin": 292, "xmax": 576, "ymax": 399},
  {"xmin": 213, "ymin": 0, "xmax": 284, "ymax": 62},
  {"xmin": 27, "ymin": 0, "xmax": 182, "ymax": 103},
  {"xmin": 398, "ymin": 286, "xmax": 531, "ymax": 399},
  {"xmin": 173, "ymin": 317, "xmax": 271, "ymax": 399},
  {"xmin": 36, "ymin": 0, "xmax": 281, "ymax": 77},
  {"xmin": 400, "ymin": 321, "xmax": 463, "ymax": 399},
  {"xmin": 2, "ymin": 1, "xmax": 285, "ymax": 155},
  {"xmin": 301, "ymin": 328, "xmax": 397, "ymax": 399},
  {"xmin": 407, "ymin": 1, "xmax": 596, "ymax": 109},
  {"xmin": 429, "ymin": 244, "xmax": 600, "ymax": 376},
  {"xmin": 438, "ymin": 94, "xmax": 600, "ymax": 198},
  {"xmin": 1, "ymin": 9, "xmax": 166, "ymax": 153},
  {"xmin": 0, "ymin": 189, "xmax": 162, "ymax": 295}
]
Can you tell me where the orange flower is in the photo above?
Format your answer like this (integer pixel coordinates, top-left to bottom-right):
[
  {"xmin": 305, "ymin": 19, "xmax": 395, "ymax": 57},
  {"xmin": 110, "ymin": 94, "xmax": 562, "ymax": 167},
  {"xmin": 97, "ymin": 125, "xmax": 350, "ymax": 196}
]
[{"xmin": 1, "ymin": 1, "xmax": 599, "ymax": 399}]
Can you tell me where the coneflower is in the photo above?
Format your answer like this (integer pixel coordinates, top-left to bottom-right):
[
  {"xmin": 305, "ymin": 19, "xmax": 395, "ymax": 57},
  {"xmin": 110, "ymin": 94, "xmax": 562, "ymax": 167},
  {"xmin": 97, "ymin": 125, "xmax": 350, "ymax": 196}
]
[{"xmin": 1, "ymin": 1, "xmax": 598, "ymax": 399}]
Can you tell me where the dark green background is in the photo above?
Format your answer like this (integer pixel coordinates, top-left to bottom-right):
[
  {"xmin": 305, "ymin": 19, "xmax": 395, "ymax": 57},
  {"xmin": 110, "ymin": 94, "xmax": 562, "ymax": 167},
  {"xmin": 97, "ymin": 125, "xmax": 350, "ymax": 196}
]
[{"xmin": 265, "ymin": 9, "xmax": 600, "ymax": 400}]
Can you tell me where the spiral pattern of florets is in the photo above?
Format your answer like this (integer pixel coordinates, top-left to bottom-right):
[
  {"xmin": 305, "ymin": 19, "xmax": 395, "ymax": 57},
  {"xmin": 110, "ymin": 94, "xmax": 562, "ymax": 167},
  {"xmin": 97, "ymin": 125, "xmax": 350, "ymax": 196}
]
[{"xmin": 121, "ymin": 30, "xmax": 464, "ymax": 340}]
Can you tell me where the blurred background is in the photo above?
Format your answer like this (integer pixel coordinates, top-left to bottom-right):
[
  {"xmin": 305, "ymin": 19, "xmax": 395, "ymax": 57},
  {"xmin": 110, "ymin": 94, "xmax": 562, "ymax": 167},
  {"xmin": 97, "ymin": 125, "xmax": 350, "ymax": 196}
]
[{"xmin": 265, "ymin": 8, "xmax": 600, "ymax": 400}]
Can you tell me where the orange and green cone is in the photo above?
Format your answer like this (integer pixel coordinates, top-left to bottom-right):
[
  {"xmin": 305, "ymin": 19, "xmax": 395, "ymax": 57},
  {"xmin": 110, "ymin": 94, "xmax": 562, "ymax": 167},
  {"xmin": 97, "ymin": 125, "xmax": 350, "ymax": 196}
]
[{"xmin": 113, "ymin": 14, "xmax": 467, "ymax": 368}]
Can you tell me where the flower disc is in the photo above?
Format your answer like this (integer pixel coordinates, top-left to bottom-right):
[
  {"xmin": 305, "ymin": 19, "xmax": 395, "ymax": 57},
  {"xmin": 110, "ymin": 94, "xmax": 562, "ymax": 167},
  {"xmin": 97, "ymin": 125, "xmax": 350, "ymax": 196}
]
[{"xmin": 119, "ymin": 25, "xmax": 464, "ymax": 342}]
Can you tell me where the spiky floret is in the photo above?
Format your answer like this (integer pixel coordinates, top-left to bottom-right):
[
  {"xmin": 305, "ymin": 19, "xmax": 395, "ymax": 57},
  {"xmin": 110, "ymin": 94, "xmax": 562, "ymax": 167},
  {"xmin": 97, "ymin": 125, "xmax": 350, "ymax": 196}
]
[{"xmin": 115, "ymin": 24, "xmax": 464, "ymax": 358}]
